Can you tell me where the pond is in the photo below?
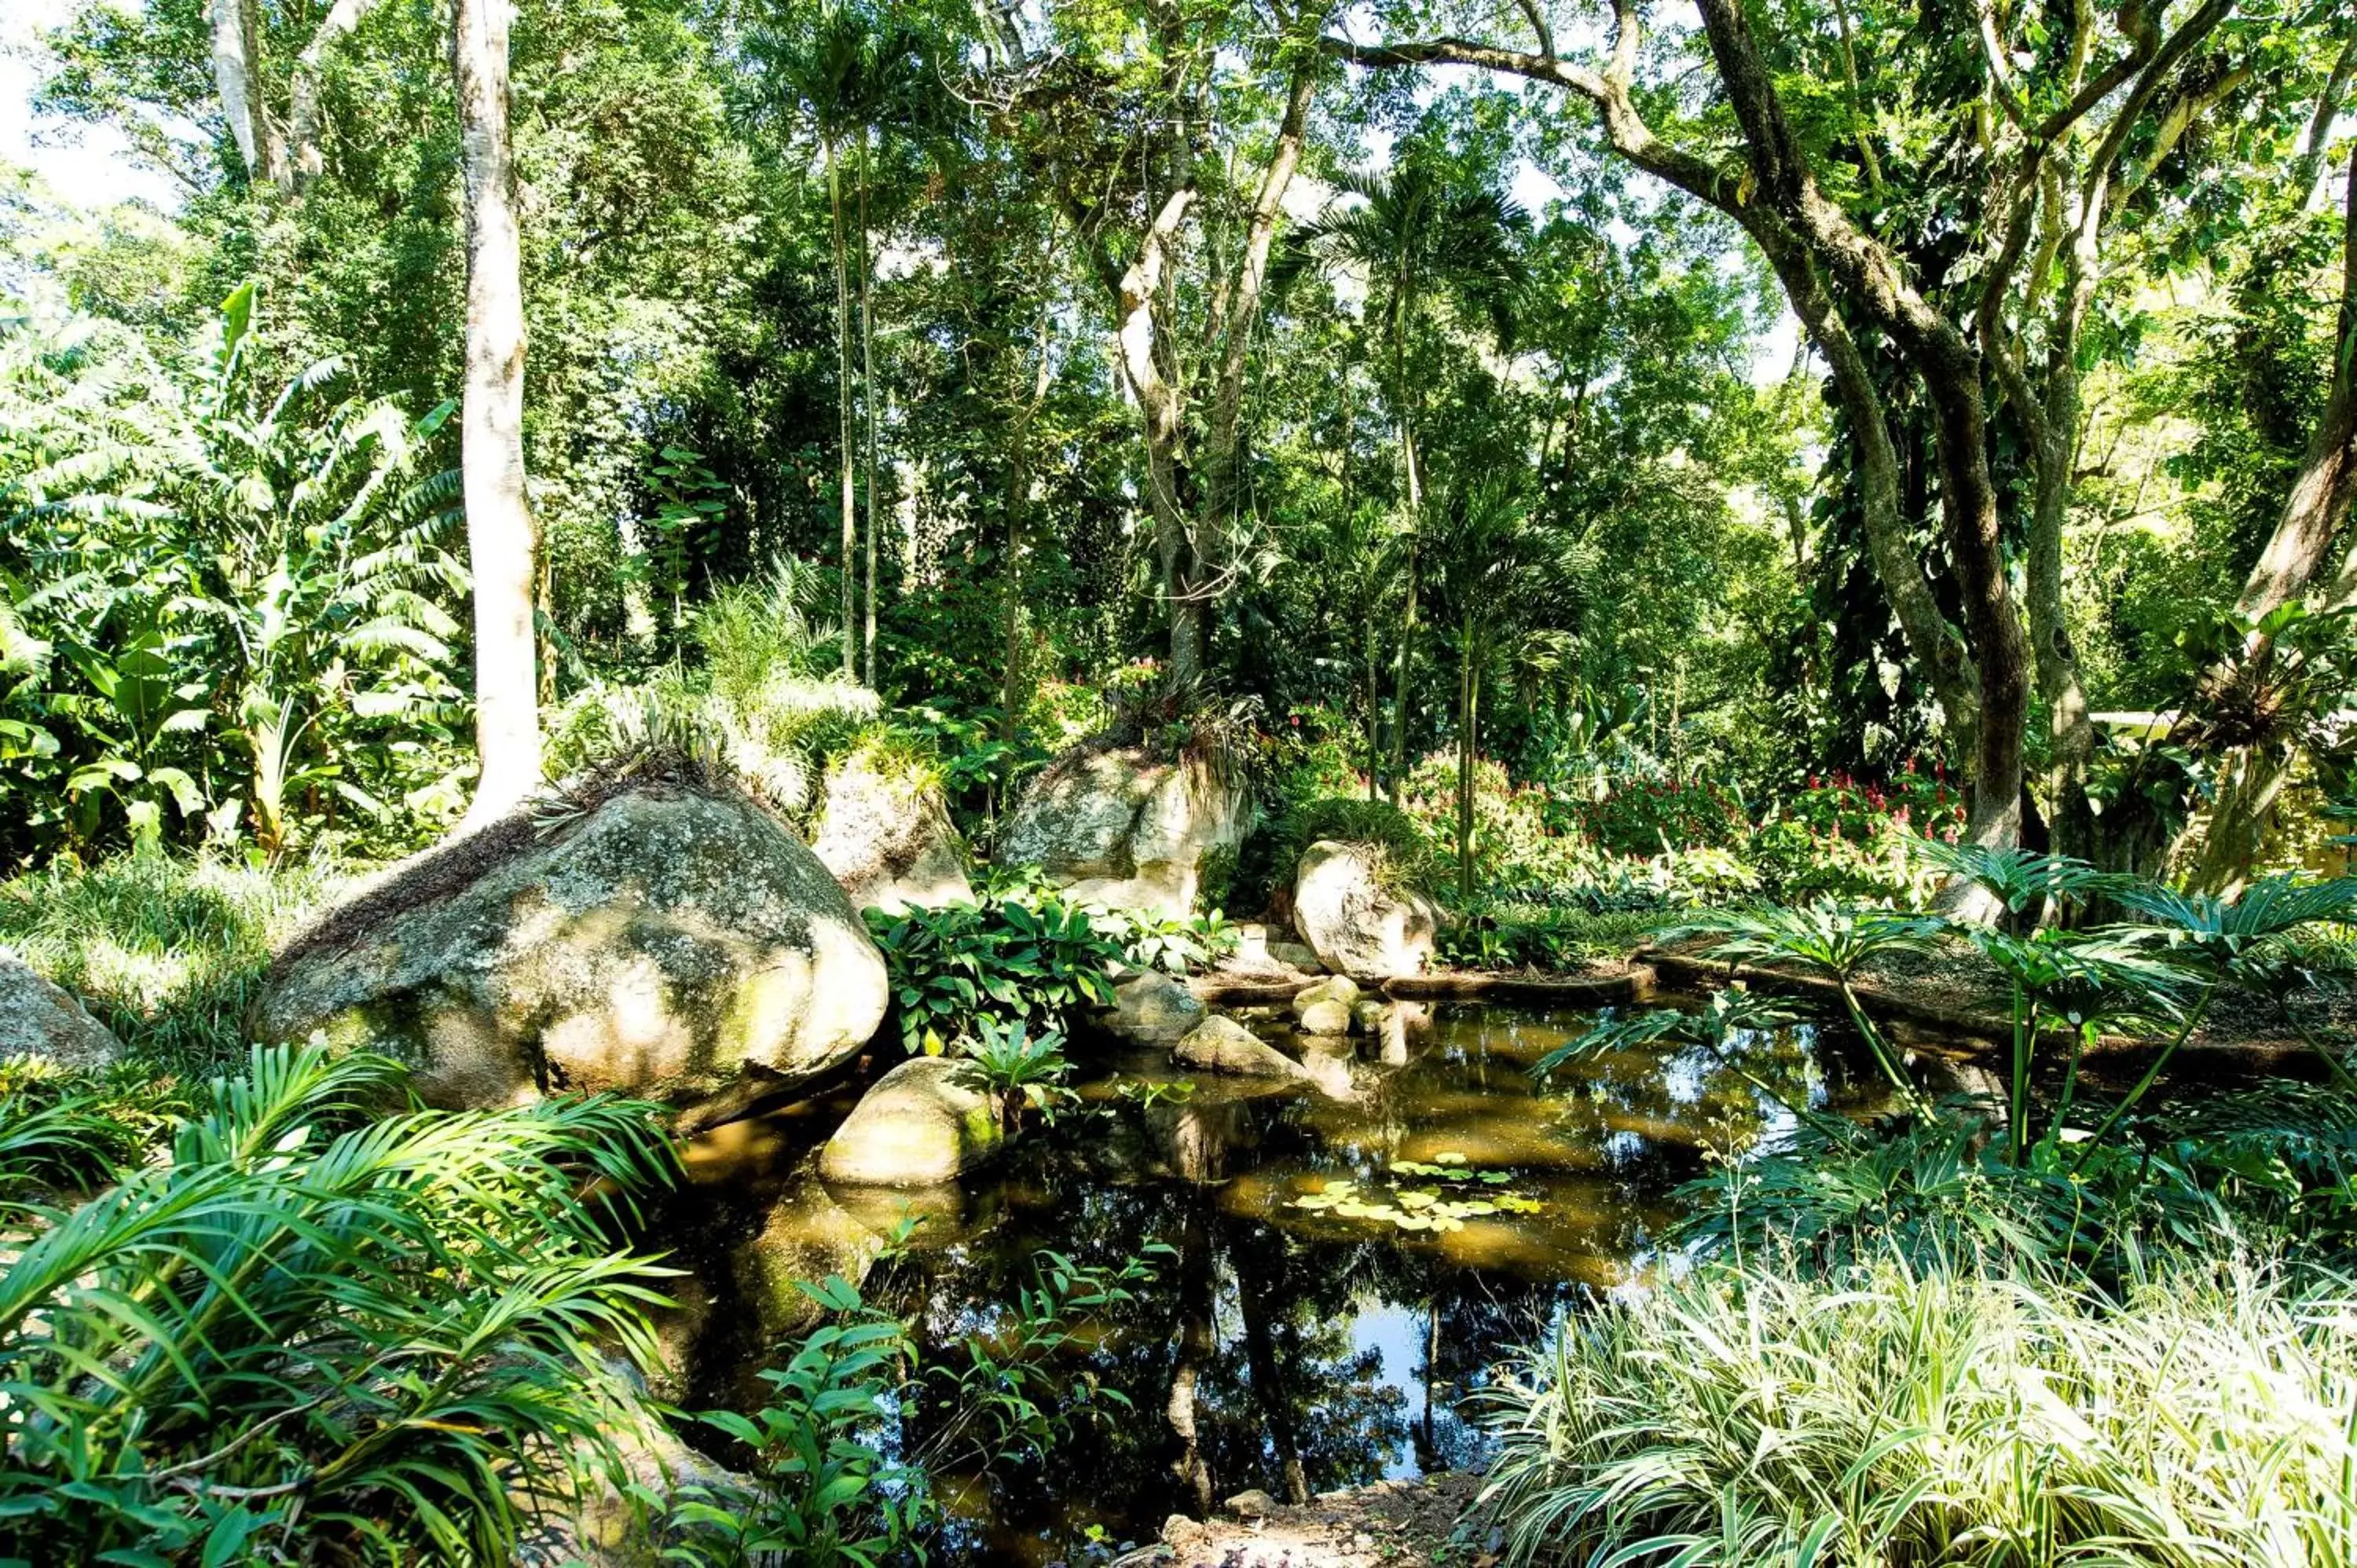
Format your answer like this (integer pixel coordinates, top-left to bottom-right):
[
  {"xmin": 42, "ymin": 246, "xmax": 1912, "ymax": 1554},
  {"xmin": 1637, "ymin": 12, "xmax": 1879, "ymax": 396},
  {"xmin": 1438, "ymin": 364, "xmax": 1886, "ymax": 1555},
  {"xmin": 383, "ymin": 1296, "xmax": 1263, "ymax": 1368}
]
[{"xmin": 660, "ymin": 999, "xmax": 1931, "ymax": 1564}]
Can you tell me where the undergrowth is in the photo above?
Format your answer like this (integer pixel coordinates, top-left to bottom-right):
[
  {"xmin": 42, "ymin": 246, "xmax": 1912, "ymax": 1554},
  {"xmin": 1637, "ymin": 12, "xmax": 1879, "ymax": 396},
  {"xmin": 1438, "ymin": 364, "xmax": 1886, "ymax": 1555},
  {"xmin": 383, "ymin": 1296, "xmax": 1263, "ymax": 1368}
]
[{"xmin": 0, "ymin": 849, "xmax": 339, "ymax": 1075}]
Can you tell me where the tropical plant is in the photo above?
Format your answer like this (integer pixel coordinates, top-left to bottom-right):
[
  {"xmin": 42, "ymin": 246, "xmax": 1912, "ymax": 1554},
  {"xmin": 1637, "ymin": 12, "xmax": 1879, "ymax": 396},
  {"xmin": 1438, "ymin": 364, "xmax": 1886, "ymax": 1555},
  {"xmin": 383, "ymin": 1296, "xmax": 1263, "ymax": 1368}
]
[
  {"xmin": 964, "ymin": 1014, "xmax": 1075, "ymax": 1130},
  {"xmin": 1281, "ymin": 150, "xmax": 1530, "ymax": 800},
  {"xmin": 2084, "ymin": 874, "xmax": 2357, "ymax": 1155},
  {"xmin": 0, "ymin": 1042, "xmax": 677, "ymax": 1566},
  {"xmin": 1426, "ymin": 475, "xmax": 1586, "ymax": 903},
  {"xmin": 864, "ymin": 885, "xmax": 1120, "ymax": 1054},
  {"xmin": 1673, "ymin": 903, "xmax": 1945, "ymax": 1108},
  {"xmin": 1964, "ymin": 927, "xmax": 2189, "ymax": 1165},
  {"xmin": 1, "ymin": 284, "xmax": 470, "ymax": 861}
]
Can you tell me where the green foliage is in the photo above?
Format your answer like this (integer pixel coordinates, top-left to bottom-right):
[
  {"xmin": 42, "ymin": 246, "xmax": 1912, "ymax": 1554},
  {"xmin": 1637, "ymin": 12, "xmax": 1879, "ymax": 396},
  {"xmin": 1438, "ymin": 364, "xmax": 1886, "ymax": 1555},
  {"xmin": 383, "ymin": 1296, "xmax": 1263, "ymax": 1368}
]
[
  {"xmin": 0, "ymin": 1042, "xmax": 678, "ymax": 1566},
  {"xmin": 0, "ymin": 286, "xmax": 471, "ymax": 863},
  {"xmin": 1568, "ymin": 775, "xmax": 1747, "ymax": 857},
  {"xmin": 1264, "ymin": 797, "xmax": 1431, "ymax": 894},
  {"xmin": 0, "ymin": 848, "xmax": 335, "ymax": 1074},
  {"xmin": 669, "ymin": 1247, "xmax": 1159, "ymax": 1567},
  {"xmin": 1482, "ymin": 1252, "xmax": 2357, "ymax": 1568},
  {"xmin": 863, "ymin": 885, "xmax": 1119, "ymax": 1055},
  {"xmin": 1439, "ymin": 899, "xmax": 1670, "ymax": 969},
  {"xmin": 964, "ymin": 1015, "xmax": 1076, "ymax": 1128}
]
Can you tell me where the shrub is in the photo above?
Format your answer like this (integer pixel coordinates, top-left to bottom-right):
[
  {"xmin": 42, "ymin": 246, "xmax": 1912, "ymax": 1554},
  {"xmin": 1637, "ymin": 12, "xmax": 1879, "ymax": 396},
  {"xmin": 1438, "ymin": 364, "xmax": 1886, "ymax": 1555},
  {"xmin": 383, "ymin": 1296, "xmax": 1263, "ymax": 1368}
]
[
  {"xmin": 0, "ymin": 1042, "xmax": 678, "ymax": 1566},
  {"xmin": 864, "ymin": 885, "xmax": 1121, "ymax": 1054},
  {"xmin": 1274, "ymin": 797, "xmax": 1431, "ymax": 887},
  {"xmin": 1568, "ymin": 775, "xmax": 1748, "ymax": 856},
  {"xmin": 1481, "ymin": 1254, "xmax": 2357, "ymax": 1568}
]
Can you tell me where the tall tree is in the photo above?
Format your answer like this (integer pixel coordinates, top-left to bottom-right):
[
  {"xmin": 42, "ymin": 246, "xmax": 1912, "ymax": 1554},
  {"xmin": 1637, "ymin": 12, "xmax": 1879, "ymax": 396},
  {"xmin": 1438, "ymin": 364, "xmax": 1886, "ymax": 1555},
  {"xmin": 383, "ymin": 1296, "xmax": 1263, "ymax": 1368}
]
[
  {"xmin": 1284, "ymin": 154, "xmax": 1527, "ymax": 799},
  {"xmin": 453, "ymin": 0, "xmax": 541, "ymax": 822},
  {"xmin": 207, "ymin": 0, "xmax": 281, "ymax": 185},
  {"xmin": 994, "ymin": 0, "xmax": 1332, "ymax": 688},
  {"xmin": 1324, "ymin": 0, "xmax": 2256, "ymax": 877}
]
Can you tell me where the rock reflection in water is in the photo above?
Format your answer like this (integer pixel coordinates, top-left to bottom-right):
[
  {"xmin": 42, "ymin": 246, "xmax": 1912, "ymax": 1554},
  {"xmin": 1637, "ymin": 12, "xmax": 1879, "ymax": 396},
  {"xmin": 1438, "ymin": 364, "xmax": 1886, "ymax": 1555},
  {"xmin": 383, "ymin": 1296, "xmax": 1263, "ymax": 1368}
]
[{"xmin": 663, "ymin": 999, "xmax": 1897, "ymax": 1565}]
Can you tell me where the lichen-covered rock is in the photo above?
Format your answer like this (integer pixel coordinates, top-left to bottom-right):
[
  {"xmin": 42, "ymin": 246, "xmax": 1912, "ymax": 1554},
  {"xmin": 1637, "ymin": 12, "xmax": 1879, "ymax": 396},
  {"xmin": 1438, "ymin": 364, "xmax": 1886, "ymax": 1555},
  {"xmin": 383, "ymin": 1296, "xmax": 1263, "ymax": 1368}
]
[
  {"xmin": 1173, "ymin": 1016, "xmax": 1310, "ymax": 1080},
  {"xmin": 1102, "ymin": 968, "xmax": 1206, "ymax": 1048},
  {"xmin": 818, "ymin": 1056, "xmax": 1004, "ymax": 1186},
  {"xmin": 251, "ymin": 782, "xmax": 887, "ymax": 1109},
  {"xmin": 1290, "ymin": 975, "xmax": 1361, "ymax": 1018},
  {"xmin": 1266, "ymin": 939, "xmax": 1325, "ymax": 974},
  {"xmin": 0, "ymin": 950, "xmax": 121, "ymax": 1072},
  {"xmin": 995, "ymin": 743, "xmax": 1249, "ymax": 919},
  {"xmin": 1297, "ymin": 998, "xmax": 1353, "ymax": 1036},
  {"xmin": 1292, "ymin": 841, "xmax": 1439, "ymax": 981},
  {"xmin": 808, "ymin": 750, "xmax": 973, "ymax": 915}
]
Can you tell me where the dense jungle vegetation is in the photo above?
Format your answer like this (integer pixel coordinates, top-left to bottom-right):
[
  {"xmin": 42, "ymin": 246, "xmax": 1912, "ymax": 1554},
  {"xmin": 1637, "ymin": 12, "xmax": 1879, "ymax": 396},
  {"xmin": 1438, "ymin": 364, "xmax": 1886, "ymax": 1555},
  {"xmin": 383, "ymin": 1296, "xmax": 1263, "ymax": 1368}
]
[{"xmin": 5, "ymin": 0, "xmax": 2357, "ymax": 1561}]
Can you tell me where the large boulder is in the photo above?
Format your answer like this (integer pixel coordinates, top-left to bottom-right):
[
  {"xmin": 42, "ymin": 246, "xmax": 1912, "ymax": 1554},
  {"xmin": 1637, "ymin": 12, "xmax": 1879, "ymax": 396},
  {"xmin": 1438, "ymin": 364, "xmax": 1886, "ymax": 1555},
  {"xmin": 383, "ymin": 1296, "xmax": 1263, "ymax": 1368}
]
[
  {"xmin": 819, "ymin": 1056, "xmax": 1004, "ymax": 1186},
  {"xmin": 1102, "ymin": 968, "xmax": 1206, "ymax": 1048},
  {"xmin": 251, "ymin": 780, "xmax": 888, "ymax": 1109},
  {"xmin": 1292, "ymin": 841, "xmax": 1439, "ymax": 981},
  {"xmin": 1173, "ymin": 1016, "xmax": 1311, "ymax": 1081},
  {"xmin": 809, "ymin": 750, "xmax": 973, "ymax": 915},
  {"xmin": 995, "ymin": 743, "xmax": 1249, "ymax": 919},
  {"xmin": 0, "ymin": 950, "xmax": 122, "ymax": 1072}
]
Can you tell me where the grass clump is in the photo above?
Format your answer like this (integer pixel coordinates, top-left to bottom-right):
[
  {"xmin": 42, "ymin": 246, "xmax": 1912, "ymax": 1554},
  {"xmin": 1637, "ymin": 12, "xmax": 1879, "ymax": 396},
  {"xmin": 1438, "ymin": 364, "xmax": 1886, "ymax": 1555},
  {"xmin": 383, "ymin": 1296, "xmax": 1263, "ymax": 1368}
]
[
  {"xmin": 1482, "ymin": 1253, "xmax": 2357, "ymax": 1567},
  {"xmin": 0, "ymin": 850, "xmax": 339, "ymax": 1075}
]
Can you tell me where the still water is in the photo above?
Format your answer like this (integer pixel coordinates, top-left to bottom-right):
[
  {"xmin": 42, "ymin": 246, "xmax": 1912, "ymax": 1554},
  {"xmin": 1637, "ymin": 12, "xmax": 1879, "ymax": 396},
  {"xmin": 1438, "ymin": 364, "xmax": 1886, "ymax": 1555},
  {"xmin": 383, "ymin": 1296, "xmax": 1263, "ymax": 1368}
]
[{"xmin": 660, "ymin": 1001, "xmax": 1908, "ymax": 1563}]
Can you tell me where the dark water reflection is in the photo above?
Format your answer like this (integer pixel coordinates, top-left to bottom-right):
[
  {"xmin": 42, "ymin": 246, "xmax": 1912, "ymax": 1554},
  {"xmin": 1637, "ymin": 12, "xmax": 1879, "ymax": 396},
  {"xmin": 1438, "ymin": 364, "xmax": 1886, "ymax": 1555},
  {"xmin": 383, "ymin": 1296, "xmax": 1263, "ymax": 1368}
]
[{"xmin": 661, "ymin": 1002, "xmax": 1911, "ymax": 1564}]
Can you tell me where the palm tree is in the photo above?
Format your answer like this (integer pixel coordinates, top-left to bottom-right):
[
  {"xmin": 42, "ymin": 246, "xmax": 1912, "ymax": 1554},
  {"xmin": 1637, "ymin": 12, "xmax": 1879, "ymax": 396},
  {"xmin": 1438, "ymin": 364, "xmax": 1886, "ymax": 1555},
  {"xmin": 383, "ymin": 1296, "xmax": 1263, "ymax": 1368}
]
[
  {"xmin": 1425, "ymin": 477, "xmax": 1584, "ymax": 903},
  {"xmin": 757, "ymin": 5, "xmax": 870, "ymax": 683},
  {"xmin": 1283, "ymin": 156, "xmax": 1527, "ymax": 803}
]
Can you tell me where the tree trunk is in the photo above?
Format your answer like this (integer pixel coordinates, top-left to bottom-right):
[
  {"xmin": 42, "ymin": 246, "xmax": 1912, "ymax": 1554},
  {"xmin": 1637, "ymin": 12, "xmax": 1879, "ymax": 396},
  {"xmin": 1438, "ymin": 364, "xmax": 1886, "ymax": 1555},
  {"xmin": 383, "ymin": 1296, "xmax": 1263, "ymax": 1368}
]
[
  {"xmin": 209, "ymin": 0, "xmax": 284, "ymax": 186},
  {"xmin": 1166, "ymin": 1198, "xmax": 1217, "ymax": 1517},
  {"xmin": 453, "ymin": 0, "xmax": 541, "ymax": 826},
  {"xmin": 860, "ymin": 128, "xmax": 881, "ymax": 686},
  {"xmin": 1457, "ymin": 621, "xmax": 1478, "ymax": 906},
  {"xmin": 827, "ymin": 130, "xmax": 857, "ymax": 682},
  {"xmin": 1231, "ymin": 1230, "xmax": 1308, "ymax": 1505},
  {"xmin": 289, "ymin": 0, "xmax": 383, "ymax": 189},
  {"xmin": 2171, "ymin": 144, "xmax": 2357, "ymax": 888},
  {"xmin": 1387, "ymin": 418, "xmax": 1422, "ymax": 806}
]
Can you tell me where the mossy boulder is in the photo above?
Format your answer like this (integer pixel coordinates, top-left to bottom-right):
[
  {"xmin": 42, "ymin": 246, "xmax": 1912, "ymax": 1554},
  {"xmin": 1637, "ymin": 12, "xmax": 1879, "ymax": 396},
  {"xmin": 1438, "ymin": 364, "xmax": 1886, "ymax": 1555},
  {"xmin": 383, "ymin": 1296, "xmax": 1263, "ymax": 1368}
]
[
  {"xmin": 808, "ymin": 750, "xmax": 973, "ymax": 915},
  {"xmin": 0, "ymin": 950, "xmax": 122, "ymax": 1072},
  {"xmin": 1173, "ymin": 1016, "xmax": 1311, "ymax": 1080},
  {"xmin": 1102, "ymin": 968, "xmax": 1206, "ymax": 1048},
  {"xmin": 251, "ymin": 779, "xmax": 887, "ymax": 1110},
  {"xmin": 818, "ymin": 1056, "xmax": 1005, "ymax": 1186},
  {"xmin": 996, "ymin": 743, "xmax": 1250, "ymax": 919},
  {"xmin": 1292, "ymin": 841, "xmax": 1439, "ymax": 980}
]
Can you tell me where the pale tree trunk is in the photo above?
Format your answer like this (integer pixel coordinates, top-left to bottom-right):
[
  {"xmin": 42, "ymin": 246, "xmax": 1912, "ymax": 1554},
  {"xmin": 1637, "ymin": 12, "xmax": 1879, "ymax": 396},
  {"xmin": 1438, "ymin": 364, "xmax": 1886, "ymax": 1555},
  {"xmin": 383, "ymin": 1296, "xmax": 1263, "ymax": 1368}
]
[
  {"xmin": 1115, "ymin": 189, "xmax": 1203, "ymax": 687},
  {"xmin": 289, "ymin": 0, "xmax": 383, "ymax": 189},
  {"xmin": 453, "ymin": 0, "xmax": 541, "ymax": 825},
  {"xmin": 1387, "ymin": 419, "xmax": 1422, "ymax": 806},
  {"xmin": 1456, "ymin": 622, "xmax": 1479, "ymax": 905},
  {"xmin": 859, "ymin": 130, "xmax": 881, "ymax": 687},
  {"xmin": 827, "ymin": 130, "xmax": 857, "ymax": 682},
  {"xmin": 209, "ymin": 0, "xmax": 284, "ymax": 186}
]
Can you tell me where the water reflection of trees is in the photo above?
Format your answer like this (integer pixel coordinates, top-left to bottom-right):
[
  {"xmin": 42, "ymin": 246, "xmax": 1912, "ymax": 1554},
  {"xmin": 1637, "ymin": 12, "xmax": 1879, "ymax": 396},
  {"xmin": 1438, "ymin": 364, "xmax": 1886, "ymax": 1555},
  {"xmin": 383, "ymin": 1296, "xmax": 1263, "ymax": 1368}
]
[
  {"xmin": 664, "ymin": 1002, "xmax": 1897, "ymax": 1562},
  {"xmin": 847, "ymin": 1112, "xmax": 1574, "ymax": 1559}
]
